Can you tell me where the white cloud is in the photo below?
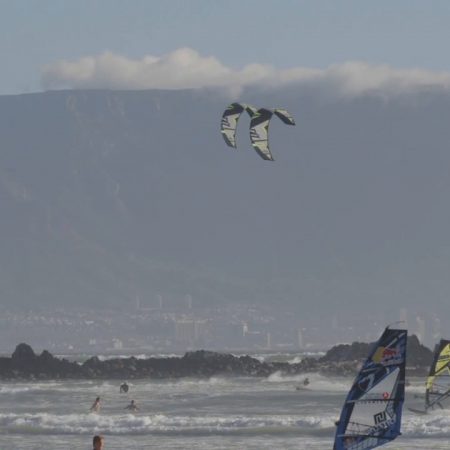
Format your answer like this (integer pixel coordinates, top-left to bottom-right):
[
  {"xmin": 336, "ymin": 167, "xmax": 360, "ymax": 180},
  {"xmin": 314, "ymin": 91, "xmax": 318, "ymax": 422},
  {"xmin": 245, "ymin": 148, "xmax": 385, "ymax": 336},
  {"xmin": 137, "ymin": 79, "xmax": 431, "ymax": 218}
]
[{"xmin": 41, "ymin": 48, "xmax": 450, "ymax": 97}]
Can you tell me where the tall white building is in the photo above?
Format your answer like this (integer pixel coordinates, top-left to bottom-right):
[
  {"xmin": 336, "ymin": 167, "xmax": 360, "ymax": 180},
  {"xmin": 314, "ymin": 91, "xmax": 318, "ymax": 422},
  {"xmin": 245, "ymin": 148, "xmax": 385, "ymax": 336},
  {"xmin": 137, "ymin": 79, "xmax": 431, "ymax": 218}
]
[
  {"xmin": 416, "ymin": 315, "xmax": 426, "ymax": 344},
  {"xmin": 399, "ymin": 308, "xmax": 408, "ymax": 329},
  {"xmin": 297, "ymin": 329, "xmax": 304, "ymax": 349}
]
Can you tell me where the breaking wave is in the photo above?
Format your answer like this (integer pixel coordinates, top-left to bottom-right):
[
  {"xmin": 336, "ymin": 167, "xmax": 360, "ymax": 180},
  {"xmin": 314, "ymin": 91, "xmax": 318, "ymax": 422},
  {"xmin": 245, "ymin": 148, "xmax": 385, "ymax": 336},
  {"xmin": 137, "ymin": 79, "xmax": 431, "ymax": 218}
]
[
  {"xmin": 0, "ymin": 412, "xmax": 333, "ymax": 436},
  {"xmin": 248, "ymin": 352, "xmax": 324, "ymax": 364},
  {"xmin": 403, "ymin": 410, "xmax": 450, "ymax": 438},
  {"xmin": 0, "ymin": 383, "xmax": 68, "ymax": 395},
  {"xmin": 264, "ymin": 371, "xmax": 350, "ymax": 392},
  {"xmin": 0, "ymin": 410, "xmax": 449, "ymax": 438}
]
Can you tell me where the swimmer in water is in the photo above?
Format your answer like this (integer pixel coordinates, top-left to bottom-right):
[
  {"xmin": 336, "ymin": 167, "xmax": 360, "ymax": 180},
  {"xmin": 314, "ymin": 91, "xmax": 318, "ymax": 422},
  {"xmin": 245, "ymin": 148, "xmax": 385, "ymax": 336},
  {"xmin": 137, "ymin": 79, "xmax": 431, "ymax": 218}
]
[
  {"xmin": 90, "ymin": 396, "xmax": 101, "ymax": 413},
  {"xmin": 125, "ymin": 399, "xmax": 139, "ymax": 412}
]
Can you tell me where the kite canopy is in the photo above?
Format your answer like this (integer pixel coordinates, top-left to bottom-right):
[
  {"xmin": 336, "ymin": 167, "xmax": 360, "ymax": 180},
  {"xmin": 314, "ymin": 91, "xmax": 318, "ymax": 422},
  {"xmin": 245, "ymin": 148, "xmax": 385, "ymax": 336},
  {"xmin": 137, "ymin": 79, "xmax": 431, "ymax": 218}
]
[
  {"xmin": 220, "ymin": 102, "xmax": 256, "ymax": 148},
  {"xmin": 220, "ymin": 103, "xmax": 295, "ymax": 160},
  {"xmin": 248, "ymin": 107, "xmax": 295, "ymax": 161}
]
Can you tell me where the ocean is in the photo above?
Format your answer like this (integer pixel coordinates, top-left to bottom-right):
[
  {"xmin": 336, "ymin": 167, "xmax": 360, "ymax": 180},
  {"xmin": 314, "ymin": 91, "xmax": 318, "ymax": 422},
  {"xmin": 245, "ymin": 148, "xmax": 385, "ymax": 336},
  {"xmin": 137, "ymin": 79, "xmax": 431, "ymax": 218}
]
[{"xmin": 0, "ymin": 355, "xmax": 448, "ymax": 449}]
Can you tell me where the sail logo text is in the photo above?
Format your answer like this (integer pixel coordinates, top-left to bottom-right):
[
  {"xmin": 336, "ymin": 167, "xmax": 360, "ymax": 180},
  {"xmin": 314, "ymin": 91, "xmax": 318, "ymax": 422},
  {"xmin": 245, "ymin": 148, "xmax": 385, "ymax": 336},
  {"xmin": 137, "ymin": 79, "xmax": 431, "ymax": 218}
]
[
  {"xmin": 362, "ymin": 392, "xmax": 391, "ymax": 400},
  {"xmin": 371, "ymin": 415, "xmax": 395, "ymax": 433},
  {"xmin": 373, "ymin": 346, "xmax": 404, "ymax": 365}
]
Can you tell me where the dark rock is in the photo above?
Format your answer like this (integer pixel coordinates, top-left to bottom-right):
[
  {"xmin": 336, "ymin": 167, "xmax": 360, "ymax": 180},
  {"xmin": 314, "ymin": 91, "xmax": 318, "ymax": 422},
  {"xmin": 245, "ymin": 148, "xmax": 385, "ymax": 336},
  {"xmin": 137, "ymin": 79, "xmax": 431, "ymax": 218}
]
[
  {"xmin": 406, "ymin": 335, "xmax": 433, "ymax": 368},
  {"xmin": 320, "ymin": 334, "xmax": 433, "ymax": 370},
  {"xmin": 12, "ymin": 343, "xmax": 36, "ymax": 361},
  {"xmin": 39, "ymin": 350, "xmax": 54, "ymax": 362}
]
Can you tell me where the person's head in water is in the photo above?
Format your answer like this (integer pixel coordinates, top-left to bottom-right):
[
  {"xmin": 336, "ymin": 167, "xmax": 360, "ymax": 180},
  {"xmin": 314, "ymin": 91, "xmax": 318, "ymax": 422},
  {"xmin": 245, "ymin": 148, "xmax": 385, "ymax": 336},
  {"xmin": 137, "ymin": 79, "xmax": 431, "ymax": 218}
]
[{"xmin": 93, "ymin": 435, "xmax": 104, "ymax": 449}]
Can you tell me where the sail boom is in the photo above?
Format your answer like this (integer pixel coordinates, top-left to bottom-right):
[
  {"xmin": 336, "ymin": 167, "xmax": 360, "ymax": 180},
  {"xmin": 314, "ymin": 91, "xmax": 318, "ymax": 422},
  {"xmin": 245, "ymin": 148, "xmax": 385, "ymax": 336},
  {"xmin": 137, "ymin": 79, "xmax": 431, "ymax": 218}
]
[
  {"xmin": 337, "ymin": 434, "xmax": 394, "ymax": 440},
  {"xmin": 347, "ymin": 399, "xmax": 401, "ymax": 404}
]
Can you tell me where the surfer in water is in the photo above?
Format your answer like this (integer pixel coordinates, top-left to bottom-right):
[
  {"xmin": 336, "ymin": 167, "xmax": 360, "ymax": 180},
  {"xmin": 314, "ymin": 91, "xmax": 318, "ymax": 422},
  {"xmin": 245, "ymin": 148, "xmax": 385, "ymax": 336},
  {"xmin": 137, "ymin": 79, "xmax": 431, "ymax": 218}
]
[
  {"xmin": 125, "ymin": 399, "xmax": 139, "ymax": 412},
  {"xmin": 90, "ymin": 396, "xmax": 101, "ymax": 413},
  {"xmin": 120, "ymin": 382, "xmax": 129, "ymax": 393},
  {"xmin": 295, "ymin": 377, "xmax": 310, "ymax": 390},
  {"xmin": 92, "ymin": 435, "xmax": 104, "ymax": 449}
]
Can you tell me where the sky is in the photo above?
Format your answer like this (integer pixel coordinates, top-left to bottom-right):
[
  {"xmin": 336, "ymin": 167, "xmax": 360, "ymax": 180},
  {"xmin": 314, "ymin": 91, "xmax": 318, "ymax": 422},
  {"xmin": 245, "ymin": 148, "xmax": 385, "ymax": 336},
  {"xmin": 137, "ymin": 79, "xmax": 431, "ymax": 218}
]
[{"xmin": 2, "ymin": 0, "xmax": 450, "ymax": 95}]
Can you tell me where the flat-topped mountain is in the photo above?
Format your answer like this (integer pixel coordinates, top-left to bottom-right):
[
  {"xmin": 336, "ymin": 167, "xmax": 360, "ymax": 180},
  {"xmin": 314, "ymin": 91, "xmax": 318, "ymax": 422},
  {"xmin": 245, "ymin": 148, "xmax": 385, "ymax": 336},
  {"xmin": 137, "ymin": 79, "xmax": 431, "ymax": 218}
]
[{"xmin": 1, "ymin": 88, "xmax": 450, "ymax": 317}]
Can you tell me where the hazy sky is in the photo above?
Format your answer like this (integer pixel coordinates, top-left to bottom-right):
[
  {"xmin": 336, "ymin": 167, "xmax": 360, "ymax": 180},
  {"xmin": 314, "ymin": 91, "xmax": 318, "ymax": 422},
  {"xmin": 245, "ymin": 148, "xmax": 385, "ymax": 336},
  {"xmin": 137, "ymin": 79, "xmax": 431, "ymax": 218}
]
[{"xmin": 2, "ymin": 0, "xmax": 450, "ymax": 95}]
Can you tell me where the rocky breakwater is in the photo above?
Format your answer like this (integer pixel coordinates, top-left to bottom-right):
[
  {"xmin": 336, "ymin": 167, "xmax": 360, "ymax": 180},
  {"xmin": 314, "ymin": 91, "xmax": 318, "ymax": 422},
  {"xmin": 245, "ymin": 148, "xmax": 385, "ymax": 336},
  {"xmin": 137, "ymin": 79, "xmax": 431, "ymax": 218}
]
[
  {"xmin": 318, "ymin": 334, "xmax": 433, "ymax": 376},
  {"xmin": 0, "ymin": 345, "xmax": 299, "ymax": 380},
  {"xmin": 0, "ymin": 338, "xmax": 433, "ymax": 380},
  {"xmin": 81, "ymin": 350, "xmax": 284, "ymax": 379}
]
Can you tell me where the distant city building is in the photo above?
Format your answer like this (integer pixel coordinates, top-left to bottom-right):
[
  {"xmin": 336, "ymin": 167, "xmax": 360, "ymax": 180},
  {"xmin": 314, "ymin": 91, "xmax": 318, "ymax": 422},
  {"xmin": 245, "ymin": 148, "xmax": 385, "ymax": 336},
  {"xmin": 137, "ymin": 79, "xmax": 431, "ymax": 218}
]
[
  {"xmin": 156, "ymin": 294, "xmax": 163, "ymax": 310},
  {"xmin": 112, "ymin": 338, "xmax": 123, "ymax": 350},
  {"xmin": 432, "ymin": 315, "xmax": 441, "ymax": 342},
  {"xmin": 174, "ymin": 319, "xmax": 209, "ymax": 346},
  {"xmin": 175, "ymin": 319, "xmax": 195, "ymax": 345},
  {"xmin": 399, "ymin": 308, "xmax": 408, "ymax": 329},
  {"xmin": 135, "ymin": 294, "xmax": 162, "ymax": 312},
  {"xmin": 297, "ymin": 329, "xmax": 304, "ymax": 349},
  {"xmin": 416, "ymin": 316, "xmax": 426, "ymax": 344}
]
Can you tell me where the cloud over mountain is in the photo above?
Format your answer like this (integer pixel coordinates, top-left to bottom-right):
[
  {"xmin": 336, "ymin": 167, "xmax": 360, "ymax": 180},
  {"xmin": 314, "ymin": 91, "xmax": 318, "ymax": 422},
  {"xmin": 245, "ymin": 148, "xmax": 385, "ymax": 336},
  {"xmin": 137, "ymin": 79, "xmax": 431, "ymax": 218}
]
[{"xmin": 41, "ymin": 48, "xmax": 450, "ymax": 97}]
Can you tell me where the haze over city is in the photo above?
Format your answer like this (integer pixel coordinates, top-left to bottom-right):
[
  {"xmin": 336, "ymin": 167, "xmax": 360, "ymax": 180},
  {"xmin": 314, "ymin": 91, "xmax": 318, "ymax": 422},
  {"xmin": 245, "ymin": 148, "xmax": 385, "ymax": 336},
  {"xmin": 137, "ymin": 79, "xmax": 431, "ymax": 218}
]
[{"xmin": 1, "ymin": 1, "xmax": 450, "ymax": 353}]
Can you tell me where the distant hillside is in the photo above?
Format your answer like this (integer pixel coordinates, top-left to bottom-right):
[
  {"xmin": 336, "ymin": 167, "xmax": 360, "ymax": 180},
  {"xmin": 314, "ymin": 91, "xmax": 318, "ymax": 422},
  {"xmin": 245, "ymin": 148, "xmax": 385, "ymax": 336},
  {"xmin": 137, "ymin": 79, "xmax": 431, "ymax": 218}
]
[{"xmin": 1, "ymin": 88, "xmax": 450, "ymax": 315}]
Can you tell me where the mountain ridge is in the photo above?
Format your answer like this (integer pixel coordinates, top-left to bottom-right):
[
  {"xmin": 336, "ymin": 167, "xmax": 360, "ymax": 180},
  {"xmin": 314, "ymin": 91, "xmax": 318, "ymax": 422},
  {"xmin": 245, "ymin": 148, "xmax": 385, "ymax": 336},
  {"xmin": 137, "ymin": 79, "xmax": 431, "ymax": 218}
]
[{"xmin": 1, "ymin": 88, "xmax": 450, "ymax": 316}]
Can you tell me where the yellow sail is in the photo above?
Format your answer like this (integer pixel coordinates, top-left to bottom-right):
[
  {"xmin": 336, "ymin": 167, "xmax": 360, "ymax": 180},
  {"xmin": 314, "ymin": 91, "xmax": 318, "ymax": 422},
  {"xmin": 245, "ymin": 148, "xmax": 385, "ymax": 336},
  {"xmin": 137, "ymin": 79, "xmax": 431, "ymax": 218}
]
[{"xmin": 425, "ymin": 340, "xmax": 450, "ymax": 410}]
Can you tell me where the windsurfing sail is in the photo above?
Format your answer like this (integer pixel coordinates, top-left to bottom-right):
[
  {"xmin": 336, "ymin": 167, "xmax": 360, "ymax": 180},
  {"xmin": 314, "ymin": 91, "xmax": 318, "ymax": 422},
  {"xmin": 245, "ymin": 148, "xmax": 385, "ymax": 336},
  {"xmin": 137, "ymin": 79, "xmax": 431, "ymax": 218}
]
[
  {"xmin": 424, "ymin": 339, "xmax": 450, "ymax": 411},
  {"xmin": 248, "ymin": 107, "xmax": 295, "ymax": 161},
  {"xmin": 334, "ymin": 327, "xmax": 407, "ymax": 450},
  {"xmin": 220, "ymin": 102, "xmax": 256, "ymax": 148}
]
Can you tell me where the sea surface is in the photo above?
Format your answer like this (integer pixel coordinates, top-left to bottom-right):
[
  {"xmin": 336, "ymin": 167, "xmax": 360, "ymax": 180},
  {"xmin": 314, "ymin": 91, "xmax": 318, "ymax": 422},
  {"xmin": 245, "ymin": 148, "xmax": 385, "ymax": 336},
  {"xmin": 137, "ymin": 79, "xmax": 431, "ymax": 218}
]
[{"xmin": 0, "ymin": 354, "xmax": 449, "ymax": 449}]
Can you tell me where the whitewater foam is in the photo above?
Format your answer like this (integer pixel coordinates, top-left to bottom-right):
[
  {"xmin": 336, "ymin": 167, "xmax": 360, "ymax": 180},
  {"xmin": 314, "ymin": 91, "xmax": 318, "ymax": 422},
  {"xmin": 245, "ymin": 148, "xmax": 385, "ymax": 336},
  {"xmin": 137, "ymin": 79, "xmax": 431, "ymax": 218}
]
[
  {"xmin": 264, "ymin": 371, "xmax": 349, "ymax": 392},
  {"xmin": 0, "ymin": 412, "xmax": 335, "ymax": 436}
]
